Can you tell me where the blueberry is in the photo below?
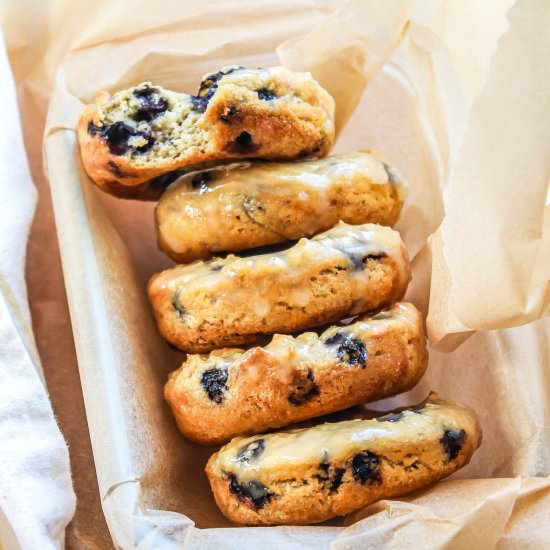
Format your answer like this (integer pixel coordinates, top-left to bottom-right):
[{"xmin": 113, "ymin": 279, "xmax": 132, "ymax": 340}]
[
  {"xmin": 256, "ymin": 87, "xmax": 276, "ymax": 101},
  {"xmin": 314, "ymin": 461, "xmax": 345, "ymax": 493},
  {"xmin": 376, "ymin": 412, "xmax": 404, "ymax": 423},
  {"xmin": 327, "ymin": 336, "xmax": 367, "ymax": 367},
  {"xmin": 87, "ymin": 121, "xmax": 103, "ymax": 136},
  {"xmin": 191, "ymin": 66, "xmax": 245, "ymax": 113},
  {"xmin": 330, "ymin": 468, "xmax": 345, "ymax": 493},
  {"xmin": 171, "ymin": 289, "xmax": 186, "ymax": 319},
  {"xmin": 352, "ymin": 451, "xmax": 381, "ymax": 484},
  {"xmin": 440, "ymin": 429, "xmax": 466, "ymax": 460},
  {"xmin": 191, "ymin": 171, "xmax": 215, "ymax": 190},
  {"xmin": 324, "ymin": 332, "xmax": 347, "ymax": 346},
  {"xmin": 148, "ymin": 170, "xmax": 182, "ymax": 192},
  {"xmin": 232, "ymin": 131, "xmax": 259, "ymax": 153},
  {"xmin": 91, "ymin": 121, "xmax": 155, "ymax": 156},
  {"xmin": 228, "ymin": 475, "xmax": 273, "ymax": 509},
  {"xmin": 288, "ymin": 369, "xmax": 320, "ymax": 405},
  {"xmin": 237, "ymin": 439, "xmax": 265, "ymax": 463},
  {"xmin": 107, "ymin": 161, "xmax": 125, "ymax": 177},
  {"xmin": 132, "ymin": 86, "xmax": 169, "ymax": 122},
  {"xmin": 200, "ymin": 368, "xmax": 228, "ymax": 404}
]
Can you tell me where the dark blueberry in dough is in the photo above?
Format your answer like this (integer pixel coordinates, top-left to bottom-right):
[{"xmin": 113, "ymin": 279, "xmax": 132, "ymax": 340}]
[
  {"xmin": 330, "ymin": 468, "xmax": 345, "ymax": 493},
  {"xmin": 192, "ymin": 66, "xmax": 245, "ymax": 112},
  {"xmin": 132, "ymin": 87, "xmax": 169, "ymax": 122},
  {"xmin": 288, "ymin": 369, "xmax": 320, "ymax": 405},
  {"xmin": 102, "ymin": 122, "xmax": 155, "ymax": 155},
  {"xmin": 364, "ymin": 252, "xmax": 387, "ymax": 261},
  {"xmin": 210, "ymin": 264, "xmax": 223, "ymax": 272},
  {"xmin": 232, "ymin": 131, "xmax": 259, "ymax": 153},
  {"xmin": 200, "ymin": 367, "xmax": 228, "ymax": 404},
  {"xmin": 256, "ymin": 87, "xmax": 276, "ymax": 101},
  {"xmin": 191, "ymin": 171, "xmax": 215, "ymax": 190},
  {"xmin": 336, "ymin": 337, "xmax": 367, "ymax": 367},
  {"xmin": 87, "ymin": 121, "xmax": 103, "ymax": 136},
  {"xmin": 171, "ymin": 289, "xmax": 186, "ymax": 319},
  {"xmin": 148, "ymin": 170, "xmax": 182, "ymax": 192},
  {"xmin": 440, "ymin": 429, "xmax": 466, "ymax": 460},
  {"xmin": 352, "ymin": 451, "xmax": 381, "ymax": 484},
  {"xmin": 237, "ymin": 439, "xmax": 265, "ymax": 463},
  {"xmin": 101, "ymin": 122, "xmax": 137, "ymax": 155},
  {"xmin": 324, "ymin": 332, "xmax": 347, "ymax": 346},
  {"xmin": 228, "ymin": 475, "xmax": 273, "ymax": 509},
  {"xmin": 376, "ymin": 411, "xmax": 404, "ymax": 423},
  {"xmin": 107, "ymin": 161, "xmax": 125, "ymax": 178}
]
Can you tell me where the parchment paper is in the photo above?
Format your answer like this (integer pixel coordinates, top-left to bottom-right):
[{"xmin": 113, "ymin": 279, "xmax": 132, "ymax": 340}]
[{"xmin": 3, "ymin": 0, "xmax": 550, "ymax": 548}]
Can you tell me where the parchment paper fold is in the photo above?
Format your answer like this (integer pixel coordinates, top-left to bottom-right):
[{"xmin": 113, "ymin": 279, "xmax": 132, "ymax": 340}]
[{"xmin": 8, "ymin": 0, "xmax": 550, "ymax": 547}]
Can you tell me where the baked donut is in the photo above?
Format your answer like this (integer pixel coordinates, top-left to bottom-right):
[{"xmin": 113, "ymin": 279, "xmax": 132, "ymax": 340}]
[
  {"xmin": 205, "ymin": 393, "xmax": 481, "ymax": 525},
  {"xmin": 77, "ymin": 67, "xmax": 335, "ymax": 199},
  {"xmin": 148, "ymin": 222, "xmax": 410, "ymax": 353},
  {"xmin": 165, "ymin": 302, "xmax": 426, "ymax": 444},
  {"xmin": 156, "ymin": 150, "xmax": 407, "ymax": 262}
]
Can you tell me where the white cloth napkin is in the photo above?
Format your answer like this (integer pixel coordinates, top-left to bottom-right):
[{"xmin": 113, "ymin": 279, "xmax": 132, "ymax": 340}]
[{"xmin": 0, "ymin": 30, "xmax": 75, "ymax": 550}]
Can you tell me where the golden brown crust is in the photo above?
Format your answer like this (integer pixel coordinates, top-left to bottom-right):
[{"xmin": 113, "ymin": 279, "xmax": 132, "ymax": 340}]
[
  {"xmin": 147, "ymin": 223, "xmax": 411, "ymax": 353},
  {"xmin": 205, "ymin": 394, "xmax": 482, "ymax": 525},
  {"xmin": 155, "ymin": 151, "xmax": 408, "ymax": 262},
  {"xmin": 165, "ymin": 303, "xmax": 427, "ymax": 444},
  {"xmin": 77, "ymin": 67, "xmax": 335, "ymax": 200}
]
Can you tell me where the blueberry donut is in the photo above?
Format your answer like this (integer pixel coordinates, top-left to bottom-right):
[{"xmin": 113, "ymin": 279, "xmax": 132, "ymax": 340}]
[
  {"xmin": 77, "ymin": 67, "xmax": 335, "ymax": 199},
  {"xmin": 205, "ymin": 393, "xmax": 481, "ymax": 525},
  {"xmin": 147, "ymin": 222, "xmax": 410, "ymax": 353},
  {"xmin": 165, "ymin": 302, "xmax": 426, "ymax": 444},
  {"xmin": 156, "ymin": 150, "xmax": 407, "ymax": 262}
]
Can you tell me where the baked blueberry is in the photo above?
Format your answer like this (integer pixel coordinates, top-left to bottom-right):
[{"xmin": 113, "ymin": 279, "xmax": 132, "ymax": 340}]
[
  {"xmin": 329, "ymin": 468, "xmax": 345, "ymax": 493},
  {"xmin": 232, "ymin": 131, "xmax": 258, "ymax": 153},
  {"xmin": 376, "ymin": 411, "xmax": 404, "ymax": 423},
  {"xmin": 149, "ymin": 170, "xmax": 182, "ymax": 192},
  {"xmin": 256, "ymin": 87, "xmax": 276, "ymax": 101},
  {"xmin": 171, "ymin": 289, "xmax": 186, "ymax": 319},
  {"xmin": 237, "ymin": 439, "xmax": 265, "ymax": 463},
  {"xmin": 191, "ymin": 171, "xmax": 215, "ymax": 191},
  {"xmin": 324, "ymin": 332, "xmax": 347, "ymax": 346},
  {"xmin": 352, "ymin": 451, "xmax": 381, "ymax": 484},
  {"xmin": 288, "ymin": 369, "xmax": 320, "ymax": 405},
  {"xmin": 132, "ymin": 87, "xmax": 169, "ymax": 122},
  {"xmin": 440, "ymin": 429, "xmax": 466, "ymax": 460},
  {"xmin": 107, "ymin": 161, "xmax": 125, "ymax": 178},
  {"xmin": 200, "ymin": 368, "xmax": 229, "ymax": 404},
  {"xmin": 228, "ymin": 475, "xmax": 273, "ymax": 509},
  {"xmin": 335, "ymin": 337, "xmax": 367, "ymax": 367},
  {"xmin": 93, "ymin": 121, "xmax": 155, "ymax": 155},
  {"xmin": 192, "ymin": 66, "xmax": 245, "ymax": 112}
]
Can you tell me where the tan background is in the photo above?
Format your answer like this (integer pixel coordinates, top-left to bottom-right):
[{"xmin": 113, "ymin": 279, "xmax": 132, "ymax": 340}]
[{"xmin": 2, "ymin": 0, "xmax": 549, "ymax": 548}]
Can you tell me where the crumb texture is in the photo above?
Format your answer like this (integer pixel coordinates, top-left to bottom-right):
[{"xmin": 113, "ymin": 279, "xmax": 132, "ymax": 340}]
[{"xmin": 77, "ymin": 66, "xmax": 335, "ymax": 199}]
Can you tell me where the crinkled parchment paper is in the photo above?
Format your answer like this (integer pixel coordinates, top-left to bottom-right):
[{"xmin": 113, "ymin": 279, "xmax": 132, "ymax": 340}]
[{"xmin": 5, "ymin": 0, "xmax": 550, "ymax": 547}]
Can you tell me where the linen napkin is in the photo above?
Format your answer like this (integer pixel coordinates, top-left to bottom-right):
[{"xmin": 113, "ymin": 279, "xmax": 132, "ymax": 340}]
[{"xmin": 0, "ymin": 30, "xmax": 75, "ymax": 550}]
